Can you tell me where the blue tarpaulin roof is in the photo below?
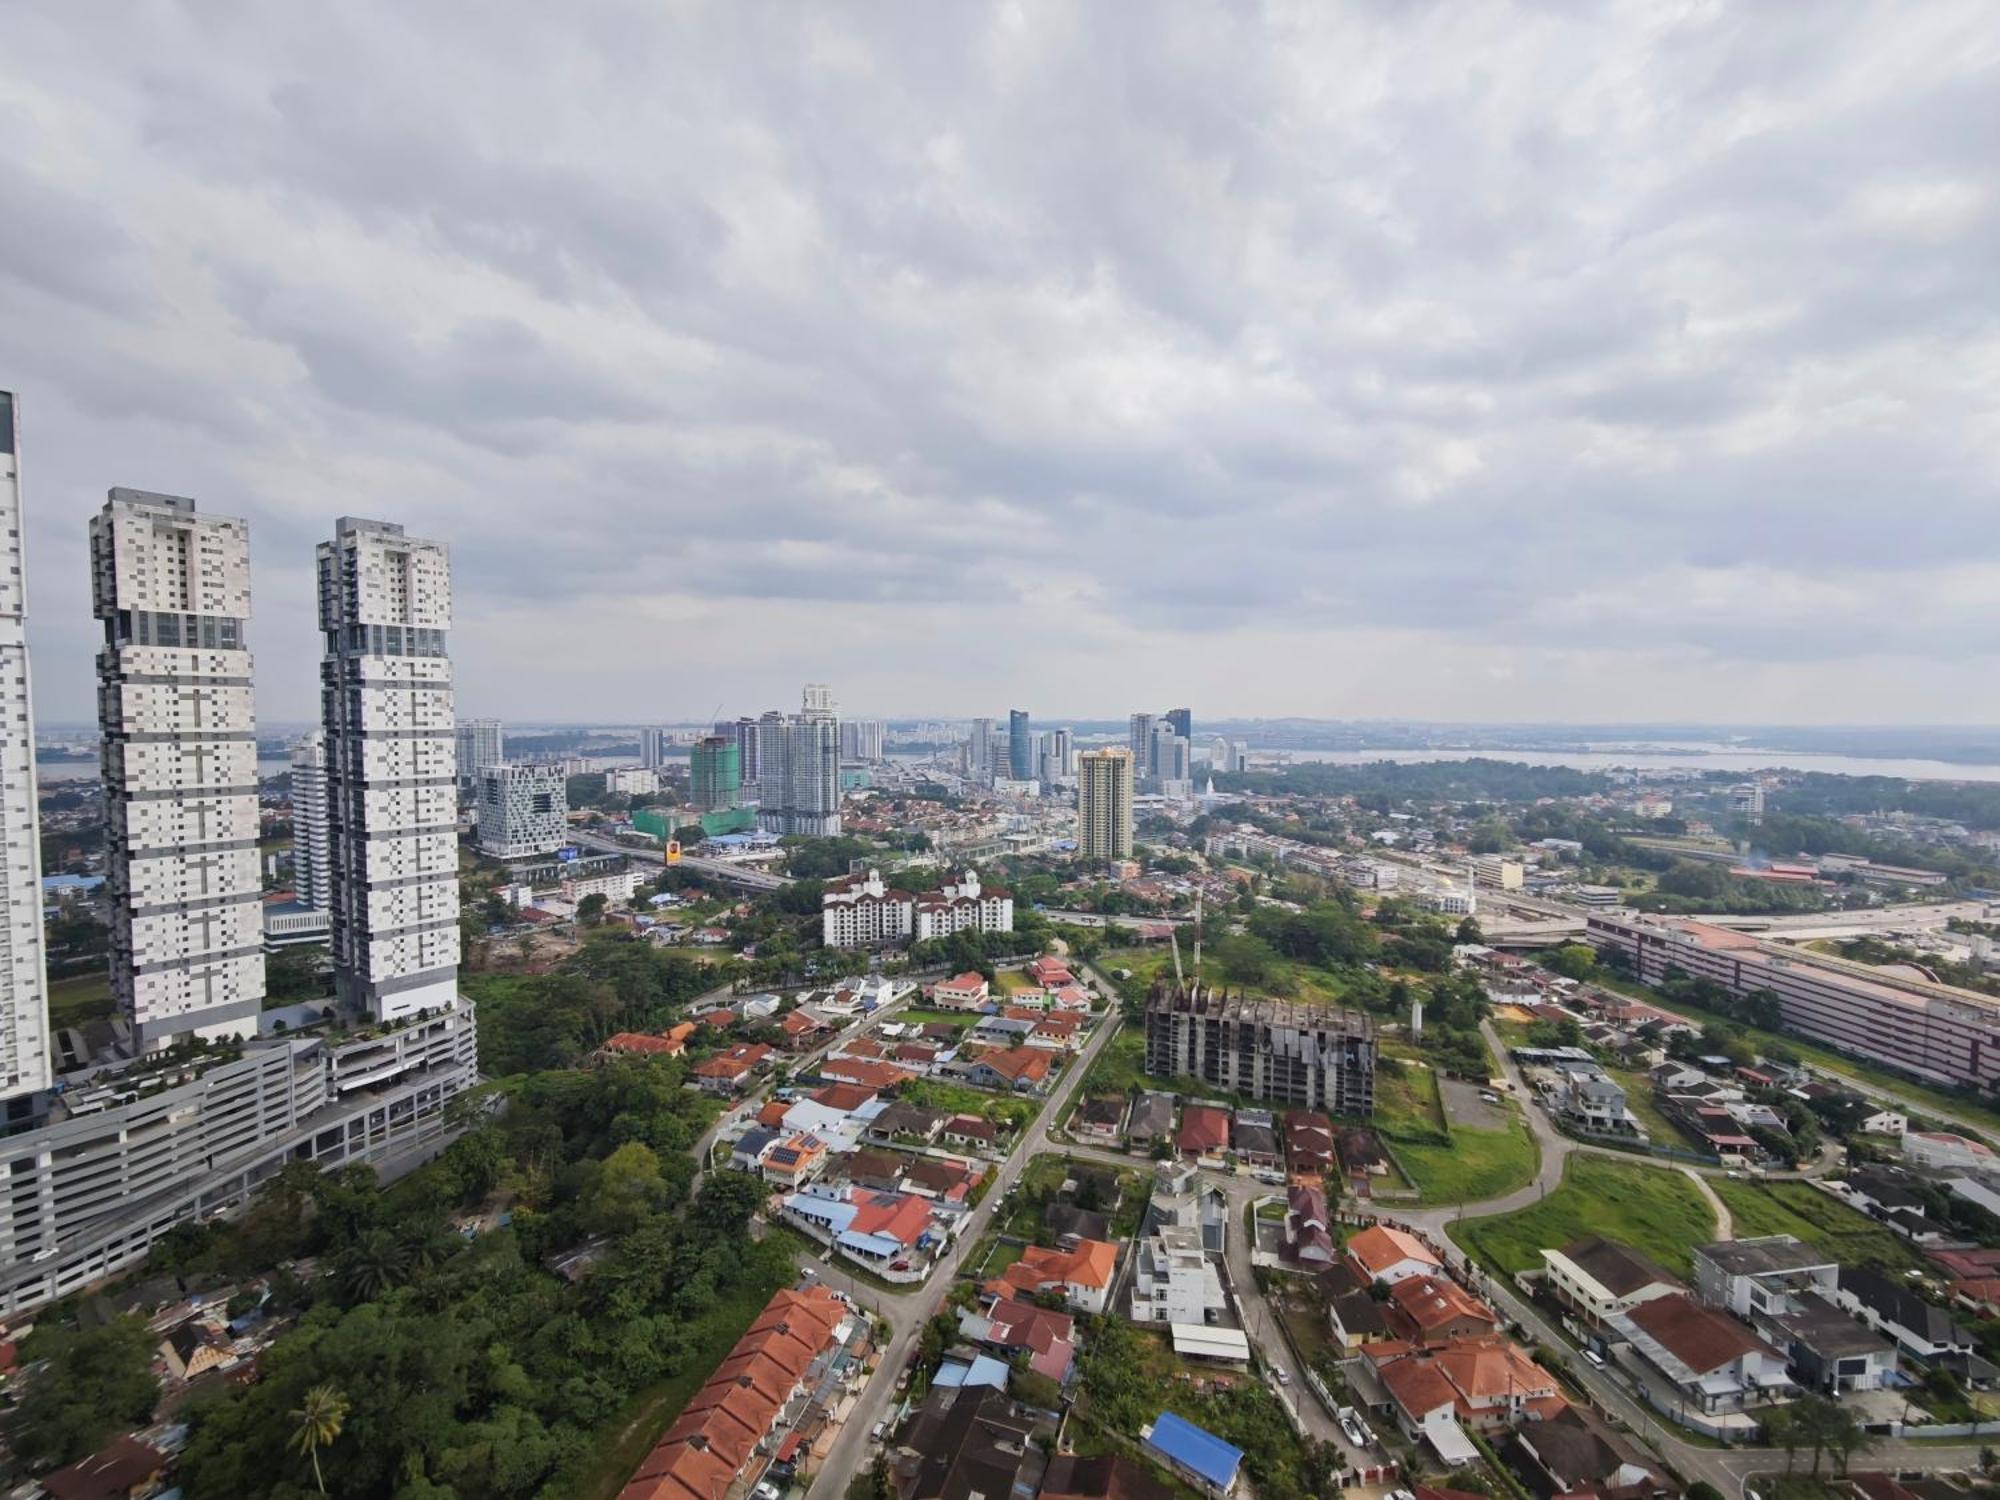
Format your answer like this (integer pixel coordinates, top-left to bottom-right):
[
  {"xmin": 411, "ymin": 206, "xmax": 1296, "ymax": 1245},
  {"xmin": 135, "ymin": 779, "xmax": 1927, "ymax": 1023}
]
[
  {"xmin": 1144, "ymin": 1412, "xmax": 1243, "ymax": 1489},
  {"xmin": 933, "ymin": 1354, "xmax": 1009, "ymax": 1389}
]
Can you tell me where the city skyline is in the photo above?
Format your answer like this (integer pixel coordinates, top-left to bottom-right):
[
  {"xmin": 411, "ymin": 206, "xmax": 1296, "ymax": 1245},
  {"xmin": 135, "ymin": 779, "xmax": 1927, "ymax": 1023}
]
[{"xmin": 4, "ymin": 6, "xmax": 2000, "ymax": 727}]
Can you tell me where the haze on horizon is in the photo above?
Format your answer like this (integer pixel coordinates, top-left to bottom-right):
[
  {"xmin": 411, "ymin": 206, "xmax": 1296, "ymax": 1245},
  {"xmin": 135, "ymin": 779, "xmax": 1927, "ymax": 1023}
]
[{"xmin": 2, "ymin": 3, "xmax": 1997, "ymax": 728}]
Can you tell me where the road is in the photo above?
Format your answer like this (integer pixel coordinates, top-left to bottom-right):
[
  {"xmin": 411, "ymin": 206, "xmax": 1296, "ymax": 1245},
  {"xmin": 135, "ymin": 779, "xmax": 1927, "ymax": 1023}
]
[
  {"xmin": 567, "ymin": 827, "xmax": 793, "ymax": 889},
  {"xmin": 800, "ymin": 983, "xmax": 1127, "ymax": 1500}
]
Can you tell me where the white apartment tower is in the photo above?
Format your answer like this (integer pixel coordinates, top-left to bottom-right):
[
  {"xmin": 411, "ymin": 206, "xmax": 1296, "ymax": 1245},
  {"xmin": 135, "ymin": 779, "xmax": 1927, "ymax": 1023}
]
[
  {"xmin": 0, "ymin": 394, "xmax": 50, "ymax": 1101},
  {"xmin": 475, "ymin": 762, "xmax": 568, "ymax": 858},
  {"xmin": 801, "ymin": 682, "xmax": 836, "ymax": 722},
  {"xmin": 755, "ymin": 715, "xmax": 842, "ymax": 837},
  {"xmin": 290, "ymin": 730, "xmax": 331, "ymax": 909},
  {"xmin": 318, "ymin": 518, "xmax": 459, "ymax": 1022},
  {"xmin": 91, "ymin": 489, "xmax": 265, "ymax": 1049},
  {"xmin": 454, "ymin": 717, "xmax": 503, "ymax": 791},
  {"xmin": 1078, "ymin": 747, "xmax": 1135, "ymax": 863}
]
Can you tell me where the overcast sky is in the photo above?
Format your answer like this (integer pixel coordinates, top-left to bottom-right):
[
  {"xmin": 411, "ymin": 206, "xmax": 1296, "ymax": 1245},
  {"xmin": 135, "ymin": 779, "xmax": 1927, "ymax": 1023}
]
[{"xmin": 4, "ymin": 3, "xmax": 1998, "ymax": 728}]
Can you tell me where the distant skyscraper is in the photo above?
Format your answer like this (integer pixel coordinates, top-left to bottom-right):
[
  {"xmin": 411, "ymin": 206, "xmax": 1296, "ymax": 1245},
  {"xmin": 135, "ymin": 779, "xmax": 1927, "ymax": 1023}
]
[
  {"xmin": 319, "ymin": 517, "xmax": 459, "ymax": 1022},
  {"xmin": 639, "ymin": 726, "xmax": 667, "ymax": 771},
  {"xmin": 802, "ymin": 682, "xmax": 836, "ymax": 722},
  {"xmin": 1166, "ymin": 707, "xmax": 1192, "ymax": 742},
  {"xmin": 734, "ymin": 716, "xmax": 761, "ymax": 788},
  {"xmin": 968, "ymin": 716, "xmax": 995, "ymax": 781},
  {"xmin": 0, "ymin": 393, "xmax": 50, "ymax": 1101},
  {"xmin": 1128, "ymin": 712, "xmax": 1157, "ymax": 778},
  {"xmin": 1078, "ymin": 748, "xmax": 1135, "ymax": 864},
  {"xmin": 92, "ymin": 489, "xmax": 265, "ymax": 1049},
  {"xmin": 455, "ymin": 717, "xmax": 504, "ymax": 790},
  {"xmin": 690, "ymin": 735, "xmax": 741, "ymax": 811},
  {"xmin": 1150, "ymin": 722, "xmax": 1180, "ymax": 789},
  {"xmin": 290, "ymin": 730, "xmax": 331, "ymax": 910},
  {"xmin": 1051, "ymin": 727, "xmax": 1075, "ymax": 778},
  {"xmin": 1008, "ymin": 710, "xmax": 1033, "ymax": 781},
  {"xmin": 839, "ymin": 719, "xmax": 885, "ymax": 761},
  {"xmin": 756, "ymin": 715, "xmax": 841, "ymax": 836}
]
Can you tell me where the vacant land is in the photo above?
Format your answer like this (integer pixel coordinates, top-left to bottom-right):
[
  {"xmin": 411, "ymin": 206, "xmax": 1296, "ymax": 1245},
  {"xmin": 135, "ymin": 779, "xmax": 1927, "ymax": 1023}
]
[
  {"xmin": 1373, "ymin": 1057, "xmax": 1447, "ymax": 1140},
  {"xmin": 1709, "ymin": 1179, "xmax": 1923, "ymax": 1273},
  {"xmin": 1081, "ymin": 1027, "xmax": 1147, "ymax": 1097},
  {"xmin": 1396, "ymin": 1123, "xmax": 1539, "ymax": 1208},
  {"xmin": 1454, "ymin": 1155, "xmax": 1717, "ymax": 1279},
  {"xmin": 47, "ymin": 971, "xmax": 113, "ymax": 1029}
]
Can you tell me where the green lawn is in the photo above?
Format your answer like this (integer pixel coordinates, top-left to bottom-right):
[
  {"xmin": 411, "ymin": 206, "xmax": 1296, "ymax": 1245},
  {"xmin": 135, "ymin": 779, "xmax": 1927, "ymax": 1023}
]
[
  {"xmin": 1709, "ymin": 1179, "xmax": 1923, "ymax": 1273},
  {"xmin": 1373, "ymin": 1057, "xmax": 1448, "ymax": 1141},
  {"xmin": 894, "ymin": 1008, "xmax": 978, "ymax": 1028},
  {"xmin": 1081, "ymin": 1028, "xmax": 1147, "ymax": 1096},
  {"xmin": 1453, "ymin": 1154, "xmax": 1719, "ymax": 1279},
  {"xmin": 47, "ymin": 971, "xmax": 113, "ymax": 1029},
  {"xmin": 1603, "ymin": 1066, "xmax": 1693, "ymax": 1147},
  {"xmin": 1395, "ymin": 1122, "xmax": 1539, "ymax": 1207}
]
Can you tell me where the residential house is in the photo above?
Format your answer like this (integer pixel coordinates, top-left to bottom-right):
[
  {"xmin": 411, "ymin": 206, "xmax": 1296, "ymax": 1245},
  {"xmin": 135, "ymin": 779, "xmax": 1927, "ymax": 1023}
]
[
  {"xmin": 1762, "ymin": 1293, "xmax": 1898, "ymax": 1394},
  {"xmin": 1130, "ymin": 1225, "xmax": 1225, "ymax": 1325},
  {"xmin": 1284, "ymin": 1185, "xmax": 1337, "ymax": 1268},
  {"xmin": 813, "ymin": 1082, "xmax": 880, "ymax": 1114},
  {"xmin": 1692, "ymin": 1236, "xmax": 1838, "ymax": 1319},
  {"xmin": 782, "ymin": 1187, "xmax": 936, "ymax": 1273},
  {"xmin": 1025, "ymin": 956, "xmax": 1075, "ymax": 989},
  {"xmin": 1142, "ymin": 1412, "xmax": 1244, "ymax": 1499},
  {"xmin": 1612, "ymin": 1294, "xmax": 1794, "ymax": 1413},
  {"xmin": 989, "ymin": 1239, "xmax": 1119, "ymax": 1315},
  {"xmin": 1368, "ymin": 1335, "xmax": 1567, "ymax": 1436},
  {"xmin": 762, "ymin": 1133, "xmax": 830, "ymax": 1189},
  {"xmin": 1048, "ymin": 984, "xmax": 1095, "ymax": 1013},
  {"xmin": 1560, "ymin": 1075, "xmax": 1645, "ymax": 1141},
  {"xmin": 963, "ymin": 1047, "xmax": 1055, "ymax": 1094},
  {"xmin": 888, "ymin": 1385, "xmax": 1045, "ymax": 1500},
  {"xmin": 619, "ymin": 1283, "xmax": 850, "ymax": 1500},
  {"xmin": 1337, "ymin": 1126, "xmax": 1388, "ymax": 1180},
  {"xmin": 942, "ymin": 1115, "xmax": 998, "ymax": 1150},
  {"xmin": 1178, "ymin": 1105, "xmax": 1231, "ymax": 1163},
  {"xmin": 1834, "ymin": 1265, "xmax": 1977, "ymax": 1363},
  {"xmin": 1286, "ymin": 1111, "xmax": 1337, "ymax": 1175},
  {"xmin": 1501, "ymin": 1406, "xmax": 1672, "ymax": 1500},
  {"xmin": 1386, "ymin": 1275, "xmax": 1500, "ymax": 1344},
  {"xmin": 1045, "ymin": 1201, "xmax": 1111, "ymax": 1247},
  {"xmin": 963, "ymin": 1297, "xmax": 1078, "ymax": 1384},
  {"xmin": 1540, "ymin": 1238, "xmax": 1684, "ymax": 1334},
  {"xmin": 930, "ymin": 972, "xmax": 991, "ymax": 1011},
  {"xmin": 779, "ymin": 1008, "xmax": 835, "ymax": 1051},
  {"xmin": 1330, "ymin": 1288, "xmax": 1392, "ymax": 1350},
  {"xmin": 1075, "ymin": 1096, "xmax": 1126, "ymax": 1143},
  {"xmin": 865, "ymin": 1102, "xmax": 949, "ymax": 1146},
  {"xmin": 731, "ymin": 1126, "xmax": 783, "ymax": 1173},
  {"xmin": 904, "ymin": 1158, "xmax": 977, "ymax": 1206},
  {"xmin": 601, "ymin": 1025, "xmax": 695, "ymax": 1059},
  {"xmin": 842, "ymin": 1148, "xmax": 909, "ymax": 1194},
  {"xmin": 691, "ymin": 1042, "xmax": 774, "ymax": 1095},
  {"xmin": 1348, "ymin": 1224, "xmax": 1444, "ymax": 1286},
  {"xmin": 1858, "ymin": 1108, "xmax": 1907, "ymax": 1136},
  {"xmin": 971, "ymin": 1015, "xmax": 1037, "ymax": 1049},
  {"xmin": 160, "ymin": 1321, "xmax": 232, "ymax": 1381},
  {"xmin": 817, "ymin": 1057, "xmax": 917, "ymax": 1093},
  {"xmin": 1128, "ymin": 1092, "xmax": 1177, "ymax": 1149},
  {"xmin": 1231, "ymin": 1118, "xmax": 1282, "ymax": 1169},
  {"xmin": 1903, "ymin": 1131, "xmax": 2000, "ymax": 1172}
]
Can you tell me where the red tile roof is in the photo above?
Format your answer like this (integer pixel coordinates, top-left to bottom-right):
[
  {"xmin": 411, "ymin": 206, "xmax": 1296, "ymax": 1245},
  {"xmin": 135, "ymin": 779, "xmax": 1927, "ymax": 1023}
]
[
  {"xmin": 1625, "ymin": 1294, "xmax": 1775, "ymax": 1374},
  {"xmin": 811, "ymin": 1083, "xmax": 877, "ymax": 1113},
  {"xmin": 989, "ymin": 1239, "xmax": 1118, "ymax": 1298},
  {"xmin": 1387, "ymin": 1274, "xmax": 1499, "ymax": 1339},
  {"xmin": 975, "ymin": 1048, "xmax": 1054, "ymax": 1084},
  {"xmin": 604, "ymin": 1032, "xmax": 684, "ymax": 1056},
  {"xmin": 1348, "ymin": 1224, "xmax": 1442, "ymax": 1280},
  {"xmin": 611, "ymin": 1282, "xmax": 852, "ymax": 1499},
  {"xmin": 1178, "ymin": 1105, "xmax": 1230, "ymax": 1153},
  {"xmin": 817, "ymin": 1057, "xmax": 915, "ymax": 1091}
]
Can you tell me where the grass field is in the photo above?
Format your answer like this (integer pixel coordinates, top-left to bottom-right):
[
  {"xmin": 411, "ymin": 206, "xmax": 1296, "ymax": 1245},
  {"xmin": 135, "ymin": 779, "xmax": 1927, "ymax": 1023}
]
[
  {"xmin": 1395, "ymin": 1123, "xmax": 1539, "ymax": 1207},
  {"xmin": 1081, "ymin": 1028, "xmax": 1146, "ymax": 1096},
  {"xmin": 894, "ymin": 1008, "xmax": 978, "ymax": 1028},
  {"xmin": 1603, "ymin": 1066, "xmax": 1693, "ymax": 1147},
  {"xmin": 1453, "ymin": 1154, "xmax": 1719, "ymax": 1279},
  {"xmin": 1373, "ymin": 1057, "xmax": 1447, "ymax": 1140},
  {"xmin": 47, "ymin": 971, "xmax": 113, "ymax": 1029},
  {"xmin": 1709, "ymin": 1178, "xmax": 1924, "ymax": 1273}
]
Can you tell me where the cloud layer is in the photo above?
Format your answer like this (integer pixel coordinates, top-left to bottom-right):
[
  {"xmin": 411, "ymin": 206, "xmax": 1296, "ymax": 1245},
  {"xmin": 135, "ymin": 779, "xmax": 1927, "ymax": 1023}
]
[{"xmin": 3, "ymin": 2, "xmax": 1998, "ymax": 725}]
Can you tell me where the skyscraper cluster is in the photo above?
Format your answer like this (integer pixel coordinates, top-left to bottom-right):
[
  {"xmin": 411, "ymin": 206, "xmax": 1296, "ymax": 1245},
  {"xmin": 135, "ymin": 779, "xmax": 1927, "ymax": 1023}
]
[
  {"xmin": 0, "ymin": 392, "xmax": 478, "ymax": 1315},
  {"xmin": 961, "ymin": 711, "xmax": 1075, "ymax": 791},
  {"xmin": 1130, "ymin": 707, "xmax": 1194, "ymax": 796}
]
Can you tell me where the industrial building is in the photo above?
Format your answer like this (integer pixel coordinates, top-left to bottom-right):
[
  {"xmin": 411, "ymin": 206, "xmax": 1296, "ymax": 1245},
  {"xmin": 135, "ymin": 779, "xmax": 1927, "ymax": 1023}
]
[{"xmin": 1587, "ymin": 912, "xmax": 2000, "ymax": 1092}]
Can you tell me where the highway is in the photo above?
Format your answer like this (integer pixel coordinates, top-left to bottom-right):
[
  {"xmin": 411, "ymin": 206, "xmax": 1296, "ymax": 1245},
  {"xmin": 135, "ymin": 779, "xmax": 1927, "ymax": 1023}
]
[{"xmin": 565, "ymin": 827, "xmax": 794, "ymax": 889}]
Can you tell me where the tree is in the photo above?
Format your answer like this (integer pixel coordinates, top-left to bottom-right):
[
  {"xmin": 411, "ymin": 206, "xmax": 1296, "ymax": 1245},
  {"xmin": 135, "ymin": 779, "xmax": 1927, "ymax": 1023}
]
[
  {"xmin": 289, "ymin": 1383, "xmax": 350, "ymax": 1494},
  {"xmin": 9, "ymin": 1316, "xmax": 160, "ymax": 1469},
  {"xmin": 340, "ymin": 1227, "xmax": 411, "ymax": 1301},
  {"xmin": 1762, "ymin": 1401, "xmax": 1805, "ymax": 1474},
  {"xmin": 1545, "ymin": 944, "xmax": 1597, "ymax": 981},
  {"xmin": 586, "ymin": 1141, "xmax": 668, "ymax": 1234},
  {"xmin": 577, "ymin": 893, "xmax": 609, "ymax": 927}
]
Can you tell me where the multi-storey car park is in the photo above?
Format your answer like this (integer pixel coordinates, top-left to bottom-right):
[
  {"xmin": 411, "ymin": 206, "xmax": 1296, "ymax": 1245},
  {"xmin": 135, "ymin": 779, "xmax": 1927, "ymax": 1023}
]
[
  {"xmin": 0, "ymin": 1005, "xmax": 477, "ymax": 1315},
  {"xmin": 1586, "ymin": 912, "xmax": 2000, "ymax": 1092},
  {"xmin": 1144, "ymin": 978, "xmax": 1376, "ymax": 1115}
]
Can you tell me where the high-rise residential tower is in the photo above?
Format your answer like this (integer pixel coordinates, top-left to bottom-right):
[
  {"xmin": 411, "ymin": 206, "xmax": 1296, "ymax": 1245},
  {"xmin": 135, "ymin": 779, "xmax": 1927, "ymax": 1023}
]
[
  {"xmin": 454, "ymin": 717, "xmax": 503, "ymax": 791},
  {"xmin": 1165, "ymin": 707, "xmax": 1192, "ymax": 743},
  {"xmin": 639, "ymin": 726, "xmax": 667, "ymax": 771},
  {"xmin": 290, "ymin": 730, "xmax": 331, "ymax": 910},
  {"xmin": 690, "ymin": 735, "xmax": 741, "ymax": 811},
  {"xmin": 839, "ymin": 719, "xmax": 885, "ymax": 761},
  {"xmin": 1128, "ymin": 712, "xmax": 1157, "ymax": 780},
  {"xmin": 968, "ymin": 716, "xmax": 995, "ymax": 782},
  {"xmin": 1008, "ymin": 710, "xmax": 1033, "ymax": 781},
  {"xmin": 1078, "ymin": 747, "xmax": 1135, "ymax": 864},
  {"xmin": 755, "ymin": 714, "xmax": 841, "ymax": 836},
  {"xmin": 92, "ymin": 489, "xmax": 264, "ymax": 1050},
  {"xmin": 318, "ymin": 517, "xmax": 459, "ymax": 1022},
  {"xmin": 0, "ymin": 393, "xmax": 49, "ymax": 1103},
  {"xmin": 802, "ymin": 682, "xmax": 836, "ymax": 722},
  {"xmin": 474, "ymin": 762, "xmax": 568, "ymax": 858},
  {"xmin": 733, "ymin": 716, "xmax": 761, "ymax": 788}
]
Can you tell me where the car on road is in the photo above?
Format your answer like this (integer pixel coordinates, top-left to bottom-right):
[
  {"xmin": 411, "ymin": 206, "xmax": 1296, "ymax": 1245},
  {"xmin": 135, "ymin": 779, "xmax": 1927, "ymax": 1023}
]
[
  {"xmin": 1256, "ymin": 1170, "xmax": 1287, "ymax": 1186},
  {"xmin": 871, "ymin": 1420, "xmax": 888, "ymax": 1442},
  {"xmin": 1274, "ymin": 1367, "xmax": 1289, "ymax": 1385}
]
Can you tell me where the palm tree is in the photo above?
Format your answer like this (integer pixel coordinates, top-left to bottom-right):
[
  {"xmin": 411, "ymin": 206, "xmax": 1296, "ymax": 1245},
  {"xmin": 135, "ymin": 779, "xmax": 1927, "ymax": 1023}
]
[
  {"xmin": 342, "ymin": 1227, "xmax": 410, "ymax": 1301},
  {"xmin": 289, "ymin": 1383, "xmax": 349, "ymax": 1494}
]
